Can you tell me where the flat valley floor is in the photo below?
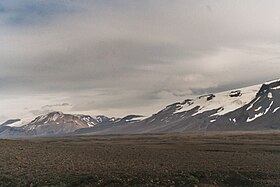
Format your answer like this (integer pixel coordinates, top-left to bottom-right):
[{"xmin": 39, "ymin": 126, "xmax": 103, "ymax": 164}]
[{"xmin": 1, "ymin": 131, "xmax": 280, "ymax": 187}]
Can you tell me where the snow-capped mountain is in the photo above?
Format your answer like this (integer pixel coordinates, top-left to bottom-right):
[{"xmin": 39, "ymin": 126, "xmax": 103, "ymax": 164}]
[
  {"xmin": 0, "ymin": 112, "xmax": 115, "ymax": 137},
  {"xmin": 21, "ymin": 111, "xmax": 116, "ymax": 136},
  {"xmin": 207, "ymin": 79, "xmax": 280, "ymax": 130},
  {"xmin": 74, "ymin": 79, "xmax": 280, "ymax": 135},
  {"xmin": 1, "ymin": 79, "xmax": 280, "ymax": 138}
]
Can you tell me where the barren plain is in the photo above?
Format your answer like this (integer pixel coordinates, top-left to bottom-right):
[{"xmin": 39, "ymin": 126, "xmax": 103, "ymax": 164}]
[{"xmin": 0, "ymin": 131, "xmax": 280, "ymax": 186}]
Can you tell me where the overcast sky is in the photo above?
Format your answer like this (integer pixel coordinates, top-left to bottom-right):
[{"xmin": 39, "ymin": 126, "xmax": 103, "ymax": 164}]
[{"xmin": 1, "ymin": 0, "xmax": 280, "ymax": 121}]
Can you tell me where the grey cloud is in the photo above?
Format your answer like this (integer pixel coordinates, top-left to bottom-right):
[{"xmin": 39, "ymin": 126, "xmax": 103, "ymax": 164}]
[
  {"xmin": 0, "ymin": 39, "xmax": 193, "ymax": 93},
  {"xmin": 30, "ymin": 109, "xmax": 54, "ymax": 116},
  {"xmin": 29, "ymin": 103, "xmax": 71, "ymax": 116},
  {"xmin": 41, "ymin": 103, "xmax": 70, "ymax": 109},
  {"xmin": 1, "ymin": 0, "xmax": 280, "ymax": 117}
]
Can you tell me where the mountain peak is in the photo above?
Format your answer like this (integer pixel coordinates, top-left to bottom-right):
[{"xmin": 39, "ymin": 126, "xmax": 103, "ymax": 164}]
[
  {"xmin": 20, "ymin": 112, "xmax": 114, "ymax": 136},
  {"xmin": 257, "ymin": 79, "xmax": 280, "ymax": 97},
  {"xmin": 2, "ymin": 78, "xmax": 280, "ymax": 138}
]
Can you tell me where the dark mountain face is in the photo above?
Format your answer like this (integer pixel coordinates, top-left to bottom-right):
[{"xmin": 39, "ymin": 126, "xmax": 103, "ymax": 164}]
[
  {"xmin": 0, "ymin": 125, "xmax": 25, "ymax": 138},
  {"xmin": 208, "ymin": 79, "xmax": 280, "ymax": 130},
  {"xmin": 74, "ymin": 79, "xmax": 280, "ymax": 135},
  {"xmin": 1, "ymin": 79, "xmax": 280, "ymax": 138}
]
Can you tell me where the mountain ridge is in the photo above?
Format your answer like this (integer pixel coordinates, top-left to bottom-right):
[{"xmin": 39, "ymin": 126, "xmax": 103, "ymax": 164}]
[{"xmin": 1, "ymin": 79, "xmax": 280, "ymax": 138}]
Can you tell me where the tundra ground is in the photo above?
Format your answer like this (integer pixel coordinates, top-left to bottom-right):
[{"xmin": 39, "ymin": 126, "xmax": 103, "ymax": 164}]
[{"xmin": 0, "ymin": 131, "xmax": 280, "ymax": 187}]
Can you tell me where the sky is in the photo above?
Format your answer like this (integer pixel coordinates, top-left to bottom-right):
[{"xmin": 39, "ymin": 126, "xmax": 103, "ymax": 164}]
[{"xmin": 1, "ymin": 0, "xmax": 280, "ymax": 122}]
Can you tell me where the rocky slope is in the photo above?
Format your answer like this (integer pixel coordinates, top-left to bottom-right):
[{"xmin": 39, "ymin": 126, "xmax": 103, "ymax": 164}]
[
  {"xmin": 2, "ymin": 79, "xmax": 280, "ymax": 138},
  {"xmin": 0, "ymin": 112, "xmax": 115, "ymax": 137},
  {"xmin": 75, "ymin": 79, "xmax": 280, "ymax": 135}
]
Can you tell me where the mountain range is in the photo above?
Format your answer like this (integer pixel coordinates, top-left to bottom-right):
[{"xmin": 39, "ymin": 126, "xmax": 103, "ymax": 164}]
[{"xmin": 1, "ymin": 79, "xmax": 280, "ymax": 138}]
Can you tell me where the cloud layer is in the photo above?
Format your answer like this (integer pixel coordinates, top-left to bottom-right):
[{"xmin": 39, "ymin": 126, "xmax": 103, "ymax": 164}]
[{"xmin": 1, "ymin": 0, "xmax": 280, "ymax": 120}]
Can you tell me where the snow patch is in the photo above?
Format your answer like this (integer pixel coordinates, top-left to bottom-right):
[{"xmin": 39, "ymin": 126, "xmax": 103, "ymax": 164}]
[
  {"xmin": 247, "ymin": 101, "xmax": 274, "ymax": 123},
  {"xmin": 264, "ymin": 79, "xmax": 280, "ymax": 85},
  {"xmin": 210, "ymin": 119, "xmax": 216, "ymax": 123},
  {"xmin": 255, "ymin": 106, "xmax": 262, "ymax": 112},
  {"xmin": 176, "ymin": 85, "xmax": 261, "ymax": 116},
  {"xmin": 246, "ymin": 96, "xmax": 261, "ymax": 111},
  {"xmin": 264, "ymin": 101, "xmax": 274, "ymax": 115},
  {"xmin": 175, "ymin": 85, "xmax": 261, "ymax": 117},
  {"xmin": 271, "ymin": 85, "xmax": 280, "ymax": 90},
  {"xmin": 268, "ymin": 92, "xmax": 273, "ymax": 99},
  {"xmin": 273, "ymin": 107, "xmax": 280, "ymax": 113},
  {"xmin": 247, "ymin": 113, "xmax": 263, "ymax": 123}
]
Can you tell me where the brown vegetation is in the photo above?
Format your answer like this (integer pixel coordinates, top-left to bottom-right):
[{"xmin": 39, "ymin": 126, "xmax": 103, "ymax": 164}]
[{"xmin": 0, "ymin": 131, "xmax": 280, "ymax": 186}]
